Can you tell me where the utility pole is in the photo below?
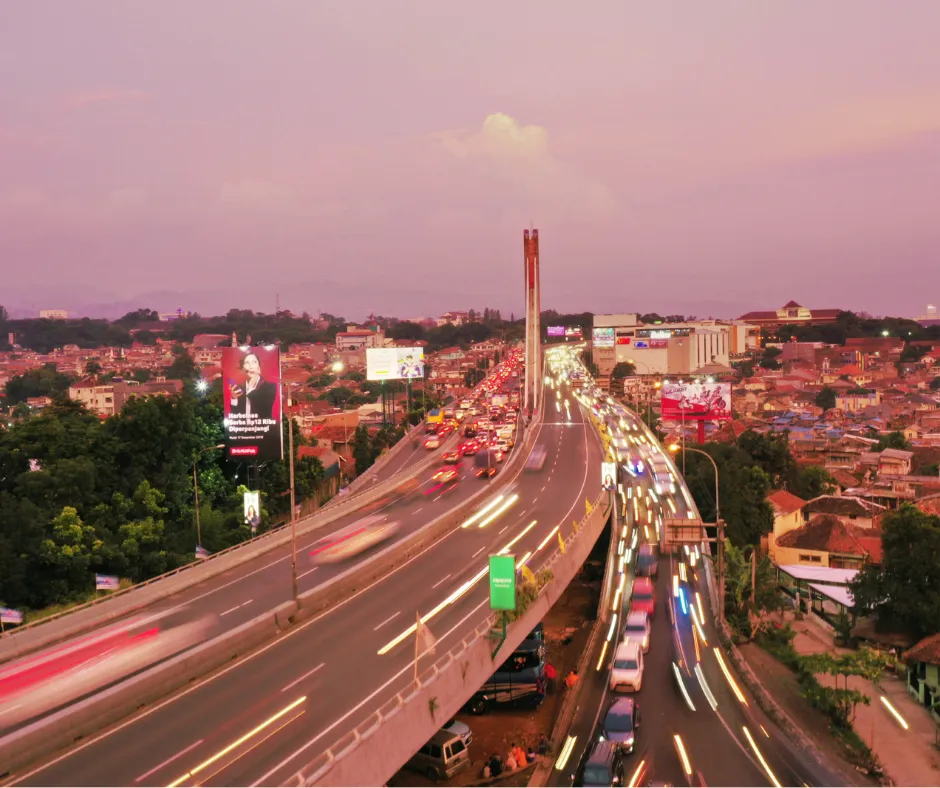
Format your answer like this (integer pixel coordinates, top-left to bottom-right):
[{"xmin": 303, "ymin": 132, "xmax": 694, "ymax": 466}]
[{"xmin": 284, "ymin": 383, "xmax": 298, "ymax": 602}]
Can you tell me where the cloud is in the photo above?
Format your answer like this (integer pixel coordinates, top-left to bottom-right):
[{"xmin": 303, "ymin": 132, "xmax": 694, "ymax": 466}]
[
  {"xmin": 427, "ymin": 112, "xmax": 618, "ymax": 220},
  {"xmin": 65, "ymin": 89, "xmax": 147, "ymax": 110}
]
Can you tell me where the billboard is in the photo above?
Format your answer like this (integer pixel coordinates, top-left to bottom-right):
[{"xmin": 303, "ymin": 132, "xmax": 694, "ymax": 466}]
[
  {"xmin": 592, "ymin": 327, "xmax": 615, "ymax": 347},
  {"xmin": 243, "ymin": 490, "xmax": 261, "ymax": 526},
  {"xmin": 222, "ymin": 345, "xmax": 284, "ymax": 461},
  {"xmin": 489, "ymin": 554, "xmax": 517, "ymax": 611},
  {"xmin": 565, "ymin": 326, "xmax": 583, "ymax": 340},
  {"xmin": 547, "ymin": 326, "xmax": 565, "ymax": 337},
  {"xmin": 602, "ymin": 462, "xmax": 617, "ymax": 491},
  {"xmin": 366, "ymin": 347, "xmax": 425, "ymax": 381},
  {"xmin": 660, "ymin": 380, "xmax": 732, "ymax": 421}
]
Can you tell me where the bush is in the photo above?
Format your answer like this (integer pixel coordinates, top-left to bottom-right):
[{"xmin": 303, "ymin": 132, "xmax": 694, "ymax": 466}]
[{"xmin": 506, "ymin": 569, "xmax": 554, "ymax": 623}]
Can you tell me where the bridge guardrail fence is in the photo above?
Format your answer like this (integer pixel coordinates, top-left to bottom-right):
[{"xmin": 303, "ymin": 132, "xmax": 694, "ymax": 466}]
[{"xmin": 295, "ymin": 489, "xmax": 609, "ymax": 787}]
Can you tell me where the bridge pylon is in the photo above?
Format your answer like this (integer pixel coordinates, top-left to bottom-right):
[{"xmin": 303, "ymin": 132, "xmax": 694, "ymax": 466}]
[{"xmin": 523, "ymin": 228, "xmax": 541, "ymax": 419}]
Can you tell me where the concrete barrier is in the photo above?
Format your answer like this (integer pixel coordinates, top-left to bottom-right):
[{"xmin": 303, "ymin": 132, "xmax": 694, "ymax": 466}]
[
  {"xmin": 0, "ymin": 610, "xmax": 279, "ymax": 779},
  {"xmin": 296, "ymin": 490, "xmax": 611, "ymax": 787}
]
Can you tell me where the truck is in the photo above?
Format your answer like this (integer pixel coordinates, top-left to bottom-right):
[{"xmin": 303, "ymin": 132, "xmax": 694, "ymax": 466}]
[{"xmin": 491, "ymin": 393, "xmax": 508, "ymax": 408}]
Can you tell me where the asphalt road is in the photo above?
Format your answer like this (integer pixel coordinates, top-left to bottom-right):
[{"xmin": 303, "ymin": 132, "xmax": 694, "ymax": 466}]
[
  {"xmin": 546, "ymin": 399, "xmax": 848, "ymax": 788},
  {"xmin": 12, "ymin": 378, "xmax": 605, "ymax": 786}
]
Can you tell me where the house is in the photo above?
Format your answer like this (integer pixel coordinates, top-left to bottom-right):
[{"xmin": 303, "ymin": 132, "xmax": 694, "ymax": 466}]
[
  {"xmin": 773, "ymin": 514, "xmax": 882, "ymax": 570},
  {"xmin": 767, "ymin": 490, "xmax": 807, "ymax": 543},
  {"xmin": 802, "ymin": 495, "xmax": 884, "ymax": 529},
  {"xmin": 904, "ymin": 634, "xmax": 940, "ymax": 725},
  {"xmin": 835, "ymin": 391, "xmax": 881, "ymax": 413},
  {"xmin": 335, "ymin": 328, "xmax": 384, "ymax": 352},
  {"xmin": 736, "ymin": 301, "xmax": 842, "ymax": 331},
  {"xmin": 878, "ymin": 448, "xmax": 915, "ymax": 476},
  {"xmin": 68, "ymin": 378, "xmax": 184, "ymax": 417}
]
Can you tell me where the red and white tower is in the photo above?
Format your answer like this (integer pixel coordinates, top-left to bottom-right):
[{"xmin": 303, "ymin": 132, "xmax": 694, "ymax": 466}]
[{"xmin": 523, "ymin": 229, "xmax": 541, "ymax": 419}]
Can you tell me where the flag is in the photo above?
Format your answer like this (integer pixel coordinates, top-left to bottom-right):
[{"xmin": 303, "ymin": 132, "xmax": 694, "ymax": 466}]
[
  {"xmin": 558, "ymin": 531, "xmax": 567, "ymax": 554},
  {"xmin": 416, "ymin": 611, "xmax": 437, "ymax": 656},
  {"xmin": 573, "ymin": 519, "xmax": 580, "ymax": 533},
  {"xmin": 0, "ymin": 607, "xmax": 24, "ymax": 625},
  {"xmin": 585, "ymin": 498, "xmax": 593, "ymax": 515},
  {"xmin": 521, "ymin": 565, "xmax": 536, "ymax": 585},
  {"xmin": 195, "ymin": 545, "xmax": 211, "ymax": 560},
  {"xmin": 95, "ymin": 573, "xmax": 119, "ymax": 591}
]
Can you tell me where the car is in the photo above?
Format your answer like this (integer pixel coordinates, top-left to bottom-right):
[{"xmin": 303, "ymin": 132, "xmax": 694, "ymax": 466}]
[
  {"xmin": 623, "ymin": 610, "xmax": 651, "ymax": 653},
  {"xmin": 433, "ymin": 467, "xmax": 459, "ymax": 484},
  {"xmin": 601, "ymin": 697, "xmax": 640, "ymax": 753},
  {"xmin": 476, "ymin": 466, "xmax": 498, "ymax": 479},
  {"xmin": 577, "ymin": 740, "xmax": 624, "ymax": 787},
  {"xmin": 525, "ymin": 446, "xmax": 547, "ymax": 472},
  {"xmin": 441, "ymin": 718, "xmax": 472, "ymax": 746},
  {"xmin": 459, "ymin": 441, "xmax": 478, "ymax": 456},
  {"xmin": 636, "ymin": 544, "xmax": 658, "ymax": 577},
  {"xmin": 442, "ymin": 451, "xmax": 461, "ymax": 464},
  {"xmin": 609, "ymin": 640, "xmax": 644, "ymax": 692},
  {"xmin": 630, "ymin": 577, "xmax": 655, "ymax": 618},
  {"xmin": 310, "ymin": 515, "xmax": 400, "ymax": 564},
  {"xmin": 424, "ymin": 436, "xmax": 441, "ymax": 450}
]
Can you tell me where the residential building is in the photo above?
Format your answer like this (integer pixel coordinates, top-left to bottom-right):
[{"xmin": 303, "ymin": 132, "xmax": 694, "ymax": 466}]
[
  {"xmin": 766, "ymin": 490, "xmax": 807, "ymax": 553},
  {"xmin": 68, "ymin": 378, "xmax": 184, "ymax": 417},
  {"xmin": 38, "ymin": 309, "xmax": 69, "ymax": 320},
  {"xmin": 835, "ymin": 390, "xmax": 881, "ymax": 413},
  {"xmin": 335, "ymin": 327, "xmax": 384, "ymax": 352},
  {"xmin": 802, "ymin": 495, "xmax": 884, "ymax": 529},
  {"xmin": 904, "ymin": 634, "xmax": 940, "ymax": 724},
  {"xmin": 772, "ymin": 513, "xmax": 882, "ymax": 570},
  {"xmin": 736, "ymin": 300, "xmax": 842, "ymax": 332}
]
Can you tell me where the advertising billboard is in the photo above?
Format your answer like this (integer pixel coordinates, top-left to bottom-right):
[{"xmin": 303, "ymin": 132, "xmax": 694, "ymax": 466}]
[
  {"xmin": 489, "ymin": 554, "xmax": 517, "ymax": 611},
  {"xmin": 243, "ymin": 490, "xmax": 261, "ymax": 526},
  {"xmin": 565, "ymin": 327, "xmax": 583, "ymax": 340},
  {"xmin": 592, "ymin": 327, "xmax": 615, "ymax": 347},
  {"xmin": 366, "ymin": 347, "xmax": 425, "ymax": 381},
  {"xmin": 602, "ymin": 462, "xmax": 617, "ymax": 491},
  {"xmin": 547, "ymin": 326, "xmax": 565, "ymax": 337},
  {"xmin": 660, "ymin": 380, "xmax": 732, "ymax": 421},
  {"xmin": 222, "ymin": 346, "xmax": 284, "ymax": 461}
]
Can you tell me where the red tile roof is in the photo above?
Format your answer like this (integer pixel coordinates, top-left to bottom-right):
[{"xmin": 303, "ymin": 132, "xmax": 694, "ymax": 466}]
[
  {"xmin": 905, "ymin": 633, "xmax": 940, "ymax": 666},
  {"xmin": 767, "ymin": 489, "xmax": 807, "ymax": 516},
  {"xmin": 776, "ymin": 514, "xmax": 882, "ymax": 562}
]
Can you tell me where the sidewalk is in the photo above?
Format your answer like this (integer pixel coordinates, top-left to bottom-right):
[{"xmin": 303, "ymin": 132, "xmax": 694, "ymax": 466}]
[{"xmin": 791, "ymin": 614, "xmax": 940, "ymax": 787}]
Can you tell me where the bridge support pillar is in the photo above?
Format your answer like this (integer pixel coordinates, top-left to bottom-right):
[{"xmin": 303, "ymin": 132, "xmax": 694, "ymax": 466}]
[{"xmin": 523, "ymin": 229, "xmax": 541, "ymax": 420}]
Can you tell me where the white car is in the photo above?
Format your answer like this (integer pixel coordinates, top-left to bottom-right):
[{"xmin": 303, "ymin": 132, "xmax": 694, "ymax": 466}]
[
  {"xmin": 623, "ymin": 611, "xmax": 651, "ymax": 654},
  {"xmin": 609, "ymin": 640, "xmax": 644, "ymax": 692}
]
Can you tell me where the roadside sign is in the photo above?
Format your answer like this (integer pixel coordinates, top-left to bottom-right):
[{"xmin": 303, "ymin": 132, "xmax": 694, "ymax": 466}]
[{"xmin": 489, "ymin": 554, "xmax": 516, "ymax": 611}]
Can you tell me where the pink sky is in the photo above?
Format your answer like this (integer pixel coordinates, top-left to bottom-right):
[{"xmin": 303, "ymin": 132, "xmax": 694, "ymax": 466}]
[{"xmin": 2, "ymin": 1, "xmax": 939, "ymax": 320}]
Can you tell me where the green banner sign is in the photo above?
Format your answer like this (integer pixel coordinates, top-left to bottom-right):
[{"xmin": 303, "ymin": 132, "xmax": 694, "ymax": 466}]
[{"xmin": 489, "ymin": 554, "xmax": 517, "ymax": 611}]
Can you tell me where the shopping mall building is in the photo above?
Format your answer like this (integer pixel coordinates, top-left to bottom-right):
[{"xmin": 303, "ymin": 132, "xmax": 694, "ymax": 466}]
[{"xmin": 591, "ymin": 314, "xmax": 760, "ymax": 377}]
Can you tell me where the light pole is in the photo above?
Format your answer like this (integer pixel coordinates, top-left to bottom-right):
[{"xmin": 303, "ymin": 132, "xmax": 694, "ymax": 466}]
[
  {"xmin": 283, "ymin": 382, "xmax": 298, "ymax": 602},
  {"xmin": 193, "ymin": 443, "xmax": 225, "ymax": 549},
  {"xmin": 669, "ymin": 443, "xmax": 725, "ymax": 623}
]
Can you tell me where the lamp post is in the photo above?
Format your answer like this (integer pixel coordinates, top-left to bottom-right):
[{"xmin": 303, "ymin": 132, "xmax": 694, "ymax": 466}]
[
  {"xmin": 669, "ymin": 443, "xmax": 725, "ymax": 623},
  {"xmin": 193, "ymin": 443, "xmax": 225, "ymax": 549},
  {"xmin": 283, "ymin": 382, "xmax": 299, "ymax": 602}
]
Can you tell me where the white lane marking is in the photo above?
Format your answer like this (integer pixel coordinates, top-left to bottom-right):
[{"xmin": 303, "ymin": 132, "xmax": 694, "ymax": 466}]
[
  {"xmin": 498, "ymin": 525, "xmax": 509, "ymax": 535},
  {"xmin": 280, "ymin": 663, "xmax": 324, "ymax": 693},
  {"xmin": 252, "ymin": 598, "xmax": 490, "ymax": 786},
  {"xmin": 471, "ymin": 546, "xmax": 486, "ymax": 559},
  {"xmin": 372, "ymin": 611, "xmax": 401, "ymax": 632},
  {"xmin": 414, "ymin": 507, "xmax": 424, "ymax": 513},
  {"xmin": 134, "ymin": 739, "xmax": 204, "ymax": 783},
  {"xmin": 14, "ymin": 416, "xmax": 551, "ymax": 784},
  {"xmin": 220, "ymin": 599, "xmax": 254, "ymax": 617},
  {"xmin": 298, "ymin": 567, "xmax": 319, "ymax": 580},
  {"xmin": 431, "ymin": 574, "xmax": 452, "ymax": 590}
]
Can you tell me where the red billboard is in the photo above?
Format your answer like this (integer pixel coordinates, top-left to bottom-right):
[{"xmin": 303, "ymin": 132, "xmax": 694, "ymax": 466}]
[
  {"xmin": 222, "ymin": 346, "xmax": 284, "ymax": 461},
  {"xmin": 660, "ymin": 380, "xmax": 732, "ymax": 422}
]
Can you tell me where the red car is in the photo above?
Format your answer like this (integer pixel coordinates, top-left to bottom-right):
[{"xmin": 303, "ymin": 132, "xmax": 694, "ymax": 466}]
[
  {"xmin": 459, "ymin": 442, "xmax": 478, "ymax": 456},
  {"xmin": 630, "ymin": 577, "xmax": 656, "ymax": 618}
]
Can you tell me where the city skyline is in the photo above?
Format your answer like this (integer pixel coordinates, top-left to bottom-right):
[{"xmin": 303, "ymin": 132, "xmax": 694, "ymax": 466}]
[{"xmin": 3, "ymin": 1, "xmax": 940, "ymax": 320}]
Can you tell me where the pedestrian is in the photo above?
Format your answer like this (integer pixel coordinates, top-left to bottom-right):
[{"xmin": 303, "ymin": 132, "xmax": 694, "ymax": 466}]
[
  {"xmin": 527, "ymin": 743, "xmax": 537, "ymax": 762},
  {"xmin": 513, "ymin": 743, "xmax": 527, "ymax": 768},
  {"xmin": 565, "ymin": 669, "xmax": 579, "ymax": 689},
  {"xmin": 489, "ymin": 753, "xmax": 502, "ymax": 777},
  {"xmin": 543, "ymin": 661, "xmax": 557, "ymax": 693},
  {"xmin": 505, "ymin": 751, "xmax": 517, "ymax": 772},
  {"xmin": 481, "ymin": 764, "xmax": 491, "ymax": 780},
  {"xmin": 538, "ymin": 733, "xmax": 549, "ymax": 755}
]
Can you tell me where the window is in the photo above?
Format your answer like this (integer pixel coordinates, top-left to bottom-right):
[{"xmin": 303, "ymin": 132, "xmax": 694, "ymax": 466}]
[{"xmin": 798, "ymin": 553, "xmax": 822, "ymax": 563}]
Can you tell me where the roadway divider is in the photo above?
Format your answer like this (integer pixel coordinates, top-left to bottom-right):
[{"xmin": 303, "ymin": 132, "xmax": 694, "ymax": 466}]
[
  {"xmin": 295, "ymin": 488, "xmax": 611, "ymax": 787},
  {"xmin": 0, "ymin": 609, "xmax": 281, "ymax": 779},
  {"xmin": 0, "ymin": 431, "xmax": 457, "ymax": 664},
  {"xmin": 0, "ymin": 416, "xmax": 541, "ymax": 779}
]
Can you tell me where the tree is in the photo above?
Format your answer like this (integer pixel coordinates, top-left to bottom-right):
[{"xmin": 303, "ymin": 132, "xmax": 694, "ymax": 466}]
[
  {"xmin": 320, "ymin": 385, "xmax": 356, "ymax": 408},
  {"xmin": 850, "ymin": 504, "xmax": 940, "ymax": 641},
  {"xmin": 39, "ymin": 506, "xmax": 103, "ymax": 601},
  {"xmin": 610, "ymin": 362, "xmax": 636, "ymax": 393},
  {"xmin": 352, "ymin": 426, "xmax": 373, "ymax": 476},
  {"xmin": 118, "ymin": 481, "xmax": 169, "ymax": 582},
  {"xmin": 815, "ymin": 386, "xmax": 836, "ymax": 411},
  {"xmin": 85, "ymin": 360, "xmax": 103, "ymax": 375},
  {"xmin": 792, "ymin": 465, "xmax": 836, "ymax": 500},
  {"xmin": 4, "ymin": 367, "xmax": 75, "ymax": 404},
  {"xmin": 165, "ymin": 349, "xmax": 198, "ymax": 380},
  {"xmin": 876, "ymin": 431, "xmax": 911, "ymax": 451}
]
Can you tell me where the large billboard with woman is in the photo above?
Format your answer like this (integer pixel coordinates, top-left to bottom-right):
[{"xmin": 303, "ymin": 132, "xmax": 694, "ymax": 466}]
[{"xmin": 221, "ymin": 346, "xmax": 284, "ymax": 461}]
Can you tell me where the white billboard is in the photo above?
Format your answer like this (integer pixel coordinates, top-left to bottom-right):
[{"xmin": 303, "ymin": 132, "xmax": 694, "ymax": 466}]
[
  {"xmin": 602, "ymin": 462, "xmax": 617, "ymax": 491},
  {"xmin": 366, "ymin": 347, "xmax": 425, "ymax": 381}
]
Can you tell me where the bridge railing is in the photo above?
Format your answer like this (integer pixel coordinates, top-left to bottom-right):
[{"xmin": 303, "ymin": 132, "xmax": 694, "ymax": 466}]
[{"xmin": 295, "ymin": 490, "xmax": 609, "ymax": 786}]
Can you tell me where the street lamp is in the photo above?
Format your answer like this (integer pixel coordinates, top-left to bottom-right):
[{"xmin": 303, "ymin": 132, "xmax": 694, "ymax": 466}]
[
  {"xmin": 668, "ymin": 443, "xmax": 726, "ymax": 623},
  {"xmin": 283, "ymin": 382, "xmax": 299, "ymax": 602},
  {"xmin": 193, "ymin": 443, "xmax": 225, "ymax": 550}
]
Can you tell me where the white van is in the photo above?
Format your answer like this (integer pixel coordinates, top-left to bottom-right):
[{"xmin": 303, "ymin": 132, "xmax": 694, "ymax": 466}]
[{"xmin": 609, "ymin": 640, "xmax": 644, "ymax": 692}]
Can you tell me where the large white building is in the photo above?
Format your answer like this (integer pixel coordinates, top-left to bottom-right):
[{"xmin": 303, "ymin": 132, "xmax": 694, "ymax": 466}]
[
  {"xmin": 591, "ymin": 313, "xmax": 760, "ymax": 376},
  {"xmin": 39, "ymin": 309, "xmax": 69, "ymax": 320},
  {"xmin": 334, "ymin": 326, "xmax": 385, "ymax": 352}
]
